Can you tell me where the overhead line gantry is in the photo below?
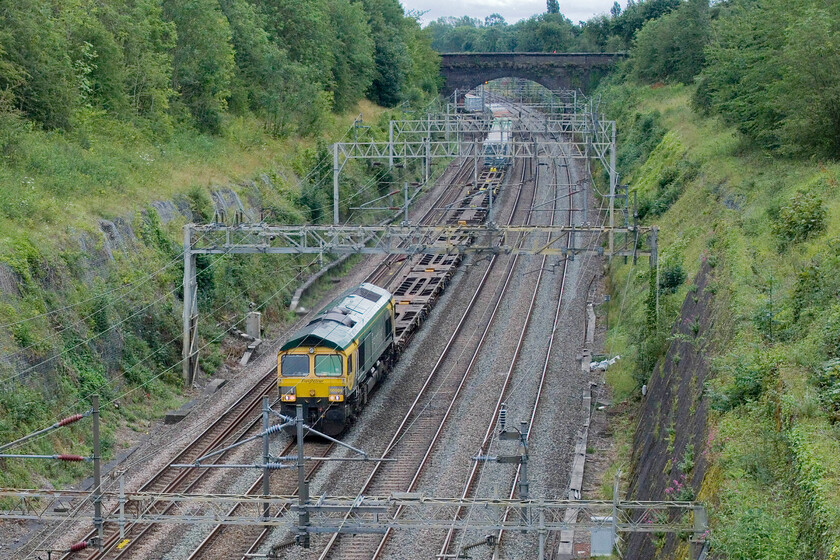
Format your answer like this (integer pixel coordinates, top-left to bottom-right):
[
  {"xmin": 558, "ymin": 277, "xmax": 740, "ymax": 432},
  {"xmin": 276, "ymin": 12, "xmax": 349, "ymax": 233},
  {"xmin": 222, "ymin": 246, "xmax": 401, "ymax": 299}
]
[{"xmin": 184, "ymin": 90, "xmax": 643, "ymax": 387}]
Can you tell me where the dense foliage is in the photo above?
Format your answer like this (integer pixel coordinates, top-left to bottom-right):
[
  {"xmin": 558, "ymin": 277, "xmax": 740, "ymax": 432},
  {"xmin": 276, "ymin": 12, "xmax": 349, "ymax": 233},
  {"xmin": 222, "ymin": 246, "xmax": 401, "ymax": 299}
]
[
  {"xmin": 0, "ymin": 0, "xmax": 440, "ymax": 136},
  {"xmin": 424, "ymin": 0, "xmax": 682, "ymax": 54},
  {"xmin": 623, "ymin": 0, "xmax": 840, "ymax": 159},
  {"xmin": 694, "ymin": 0, "xmax": 840, "ymax": 158},
  {"xmin": 630, "ymin": 0, "xmax": 709, "ymax": 84}
]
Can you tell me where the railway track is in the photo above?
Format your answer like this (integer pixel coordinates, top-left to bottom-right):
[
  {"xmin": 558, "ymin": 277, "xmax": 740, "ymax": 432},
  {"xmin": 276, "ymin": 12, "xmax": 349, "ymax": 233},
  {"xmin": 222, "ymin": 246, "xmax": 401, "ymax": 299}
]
[
  {"xmin": 356, "ymin": 117, "xmax": 571, "ymax": 560},
  {"xmin": 474, "ymin": 99, "xmax": 594, "ymax": 560},
  {"xmin": 184, "ymin": 440, "xmax": 334, "ymax": 560},
  {"xmin": 181, "ymin": 145, "xmax": 503, "ymax": 558},
  {"xmin": 458, "ymin": 125, "xmax": 578, "ymax": 560},
  {"xmin": 314, "ymin": 134, "xmax": 540, "ymax": 559},
  {"xmin": 65, "ymin": 369, "xmax": 279, "ymax": 559},
  {"xmin": 54, "ymin": 144, "xmax": 481, "ymax": 560},
  {"xmin": 61, "ymin": 100, "xmax": 584, "ymax": 560},
  {"xmin": 438, "ymin": 100, "xmax": 596, "ymax": 559},
  {"xmin": 363, "ymin": 159, "xmax": 473, "ymax": 288},
  {"xmin": 338, "ymin": 104, "xmax": 589, "ymax": 560}
]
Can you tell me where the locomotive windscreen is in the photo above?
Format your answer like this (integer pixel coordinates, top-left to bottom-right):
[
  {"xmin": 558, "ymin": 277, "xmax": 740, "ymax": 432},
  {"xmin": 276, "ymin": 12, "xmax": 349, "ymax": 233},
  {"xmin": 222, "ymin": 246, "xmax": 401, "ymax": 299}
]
[
  {"xmin": 315, "ymin": 355, "xmax": 342, "ymax": 377},
  {"xmin": 281, "ymin": 355, "xmax": 308, "ymax": 376}
]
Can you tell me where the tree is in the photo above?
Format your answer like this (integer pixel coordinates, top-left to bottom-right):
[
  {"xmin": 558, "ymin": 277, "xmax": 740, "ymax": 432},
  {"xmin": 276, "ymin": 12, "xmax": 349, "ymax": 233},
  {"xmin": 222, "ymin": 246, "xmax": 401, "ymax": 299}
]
[
  {"xmin": 578, "ymin": 15, "xmax": 612, "ymax": 51},
  {"xmin": 163, "ymin": 0, "xmax": 235, "ymax": 134},
  {"xmin": 360, "ymin": 0, "xmax": 412, "ymax": 107},
  {"xmin": 611, "ymin": 0, "xmax": 681, "ymax": 47},
  {"xmin": 0, "ymin": 0, "xmax": 78, "ymax": 129},
  {"xmin": 693, "ymin": 0, "xmax": 788, "ymax": 150},
  {"xmin": 217, "ymin": 0, "xmax": 286, "ymax": 116},
  {"xmin": 547, "ymin": 0, "xmax": 560, "ymax": 14},
  {"xmin": 108, "ymin": 0, "xmax": 176, "ymax": 128},
  {"xmin": 328, "ymin": 0, "xmax": 375, "ymax": 111},
  {"xmin": 62, "ymin": 1, "xmax": 129, "ymax": 115},
  {"xmin": 537, "ymin": 19, "xmax": 574, "ymax": 51},
  {"xmin": 403, "ymin": 14, "xmax": 441, "ymax": 100},
  {"xmin": 778, "ymin": 7, "xmax": 840, "ymax": 157},
  {"xmin": 479, "ymin": 21, "xmax": 514, "ymax": 52},
  {"xmin": 254, "ymin": 0, "xmax": 334, "ymax": 76},
  {"xmin": 485, "ymin": 13, "xmax": 506, "ymax": 27},
  {"xmin": 611, "ymin": 2, "xmax": 622, "ymax": 17},
  {"xmin": 631, "ymin": 0, "xmax": 709, "ymax": 84},
  {"xmin": 512, "ymin": 17, "xmax": 544, "ymax": 52}
]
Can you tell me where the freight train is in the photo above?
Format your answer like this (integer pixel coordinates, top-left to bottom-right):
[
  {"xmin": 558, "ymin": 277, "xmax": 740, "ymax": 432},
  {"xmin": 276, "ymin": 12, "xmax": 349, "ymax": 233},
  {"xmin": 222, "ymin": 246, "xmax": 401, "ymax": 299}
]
[
  {"xmin": 277, "ymin": 283, "xmax": 396, "ymax": 436},
  {"xmin": 484, "ymin": 104, "xmax": 513, "ymax": 168},
  {"xmin": 463, "ymin": 93, "xmax": 484, "ymax": 112}
]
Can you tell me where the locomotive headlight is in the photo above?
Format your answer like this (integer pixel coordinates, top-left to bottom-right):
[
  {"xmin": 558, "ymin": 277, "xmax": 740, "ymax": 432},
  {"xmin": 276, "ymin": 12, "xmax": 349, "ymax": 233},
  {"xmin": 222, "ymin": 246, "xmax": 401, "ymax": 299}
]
[
  {"xmin": 328, "ymin": 386, "xmax": 344, "ymax": 402},
  {"xmin": 281, "ymin": 387, "xmax": 296, "ymax": 402}
]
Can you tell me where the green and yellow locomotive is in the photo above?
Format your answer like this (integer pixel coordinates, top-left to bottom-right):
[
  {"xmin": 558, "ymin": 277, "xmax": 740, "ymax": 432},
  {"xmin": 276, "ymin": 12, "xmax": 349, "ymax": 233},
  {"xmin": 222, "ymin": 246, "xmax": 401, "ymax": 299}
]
[{"xmin": 277, "ymin": 283, "xmax": 396, "ymax": 436}]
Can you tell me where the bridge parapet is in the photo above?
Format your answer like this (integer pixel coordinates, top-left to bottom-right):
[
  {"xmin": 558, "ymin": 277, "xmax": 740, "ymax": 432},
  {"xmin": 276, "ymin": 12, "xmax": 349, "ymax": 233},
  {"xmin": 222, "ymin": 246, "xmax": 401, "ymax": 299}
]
[{"xmin": 439, "ymin": 52, "xmax": 627, "ymax": 95}]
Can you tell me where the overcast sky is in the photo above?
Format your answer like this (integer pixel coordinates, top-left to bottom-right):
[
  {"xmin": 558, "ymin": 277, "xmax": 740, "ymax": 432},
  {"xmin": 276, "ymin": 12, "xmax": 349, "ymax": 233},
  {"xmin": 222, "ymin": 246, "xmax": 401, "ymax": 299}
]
[{"xmin": 401, "ymin": 0, "xmax": 618, "ymax": 26}]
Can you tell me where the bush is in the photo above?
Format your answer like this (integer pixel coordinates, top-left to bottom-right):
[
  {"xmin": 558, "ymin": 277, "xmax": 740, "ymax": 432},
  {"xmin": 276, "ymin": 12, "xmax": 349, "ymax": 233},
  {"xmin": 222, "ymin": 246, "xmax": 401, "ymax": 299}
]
[
  {"xmin": 771, "ymin": 190, "xmax": 827, "ymax": 248},
  {"xmin": 713, "ymin": 507, "xmax": 801, "ymax": 560},
  {"xmin": 0, "ymin": 101, "xmax": 29, "ymax": 164},
  {"xmin": 659, "ymin": 263, "xmax": 686, "ymax": 294},
  {"xmin": 815, "ymin": 359, "xmax": 840, "ymax": 423},
  {"xmin": 752, "ymin": 306, "xmax": 774, "ymax": 342},
  {"xmin": 664, "ymin": 473, "xmax": 695, "ymax": 500},
  {"xmin": 791, "ymin": 261, "xmax": 825, "ymax": 322},
  {"xmin": 821, "ymin": 304, "xmax": 840, "ymax": 358},
  {"xmin": 638, "ymin": 159, "xmax": 699, "ymax": 220},
  {"xmin": 710, "ymin": 353, "xmax": 779, "ymax": 412},
  {"xmin": 183, "ymin": 186, "xmax": 214, "ymax": 222},
  {"xmin": 696, "ymin": 0, "xmax": 840, "ymax": 158},
  {"xmin": 617, "ymin": 110, "xmax": 666, "ymax": 175}
]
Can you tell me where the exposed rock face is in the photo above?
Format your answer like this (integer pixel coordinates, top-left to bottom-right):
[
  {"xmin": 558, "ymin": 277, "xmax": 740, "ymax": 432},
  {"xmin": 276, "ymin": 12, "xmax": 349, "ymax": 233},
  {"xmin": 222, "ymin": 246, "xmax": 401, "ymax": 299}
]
[
  {"xmin": 98, "ymin": 219, "xmax": 135, "ymax": 261},
  {"xmin": 150, "ymin": 200, "xmax": 183, "ymax": 224},
  {"xmin": 0, "ymin": 263, "xmax": 21, "ymax": 297},
  {"xmin": 626, "ymin": 262, "xmax": 714, "ymax": 559},
  {"xmin": 210, "ymin": 187, "xmax": 252, "ymax": 222}
]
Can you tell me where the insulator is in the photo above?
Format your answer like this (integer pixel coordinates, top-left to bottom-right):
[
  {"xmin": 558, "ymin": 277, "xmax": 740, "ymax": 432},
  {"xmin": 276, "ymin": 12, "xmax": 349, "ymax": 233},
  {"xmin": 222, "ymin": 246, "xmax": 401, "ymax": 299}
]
[
  {"xmin": 498, "ymin": 404, "xmax": 507, "ymax": 432},
  {"xmin": 264, "ymin": 424, "xmax": 286, "ymax": 435},
  {"xmin": 57, "ymin": 414, "xmax": 84, "ymax": 427},
  {"xmin": 69, "ymin": 541, "xmax": 89, "ymax": 552},
  {"xmin": 57, "ymin": 454, "xmax": 86, "ymax": 462}
]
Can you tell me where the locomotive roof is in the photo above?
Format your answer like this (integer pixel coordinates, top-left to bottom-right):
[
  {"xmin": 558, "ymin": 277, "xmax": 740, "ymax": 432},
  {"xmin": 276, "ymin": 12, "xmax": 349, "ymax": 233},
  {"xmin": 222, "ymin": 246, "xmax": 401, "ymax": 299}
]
[
  {"xmin": 485, "ymin": 130, "xmax": 511, "ymax": 144},
  {"xmin": 280, "ymin": 283, "xmax": 392, "ymax": 352}
]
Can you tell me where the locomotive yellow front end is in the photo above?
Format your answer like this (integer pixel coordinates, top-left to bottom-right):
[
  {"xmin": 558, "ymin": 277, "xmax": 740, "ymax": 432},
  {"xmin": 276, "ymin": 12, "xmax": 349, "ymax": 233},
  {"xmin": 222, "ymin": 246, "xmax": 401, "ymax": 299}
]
[
  {"xmin": 276, "ymin": 282, "xmax": 394, "ymax": 438},
  {"xmin": 277, "ymin": 345, "xmax": 353, "ymax": 436}
]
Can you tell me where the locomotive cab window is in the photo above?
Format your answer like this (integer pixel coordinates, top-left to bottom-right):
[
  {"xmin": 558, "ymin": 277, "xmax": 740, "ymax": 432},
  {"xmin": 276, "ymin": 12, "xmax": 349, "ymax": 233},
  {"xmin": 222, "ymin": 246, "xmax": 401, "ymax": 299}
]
[
  {"xmin": 281, "ymin": 355, "xmax": 309, "ymax": 377},
  {"xmin": 315, "ymin": 354, "xmax": 343, "ymax": 377}
]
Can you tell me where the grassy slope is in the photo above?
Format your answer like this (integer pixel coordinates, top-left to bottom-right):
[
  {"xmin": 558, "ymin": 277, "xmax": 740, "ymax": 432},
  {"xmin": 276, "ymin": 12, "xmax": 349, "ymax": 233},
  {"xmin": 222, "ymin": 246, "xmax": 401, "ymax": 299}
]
[
  {"xmin": 602, "ymin": 83, "xmax": 840, "ymax": 558},
  {"xmin": 0, "ymin": 101, "xmax": 387, "ymax": 236}
]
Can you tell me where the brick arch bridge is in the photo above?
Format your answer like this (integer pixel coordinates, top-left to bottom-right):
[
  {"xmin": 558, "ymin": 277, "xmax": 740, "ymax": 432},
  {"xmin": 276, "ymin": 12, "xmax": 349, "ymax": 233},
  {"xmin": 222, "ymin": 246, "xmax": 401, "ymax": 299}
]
[{"xmin": 439, "ymin": 52, "xmax": 627, "ymax": 96}]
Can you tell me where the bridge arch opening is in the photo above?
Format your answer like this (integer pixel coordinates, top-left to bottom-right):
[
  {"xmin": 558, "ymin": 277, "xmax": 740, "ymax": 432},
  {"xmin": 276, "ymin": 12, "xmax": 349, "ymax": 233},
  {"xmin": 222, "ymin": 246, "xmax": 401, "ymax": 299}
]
[
  {"xmin": 460, "ymin": 77, "xmax": 569, "ymax": 97},
  {"xmin": 449, "ymin": 72, "xmax": 568, "ymax": 98},
  {"xmin": 455, "ymin": 78, "xmax": 579, "ymax": 115}
]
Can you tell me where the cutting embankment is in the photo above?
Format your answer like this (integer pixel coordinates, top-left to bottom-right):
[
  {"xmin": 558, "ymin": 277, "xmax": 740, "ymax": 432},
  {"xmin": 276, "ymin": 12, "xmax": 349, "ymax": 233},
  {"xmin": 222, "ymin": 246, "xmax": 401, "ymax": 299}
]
[
  {"xmin": 599, "ymin": 82, "xmax": 840, "ymax": 559},
  {"xmin": 0, "ymin": 100, "xmax": 443, "ymax": 491}
]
